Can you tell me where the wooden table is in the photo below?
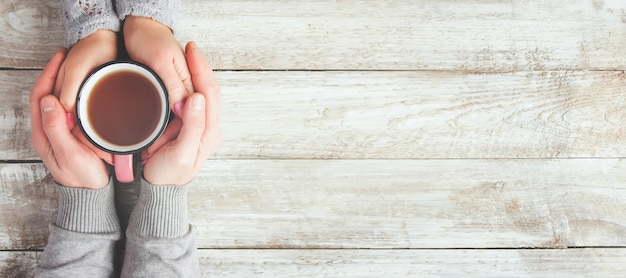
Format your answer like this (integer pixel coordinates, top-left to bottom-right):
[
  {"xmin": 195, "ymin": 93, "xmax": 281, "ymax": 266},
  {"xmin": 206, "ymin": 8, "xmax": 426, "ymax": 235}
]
[{"xmin": 2, "ymin": 0, "xmax": 626, "ymax": 276}]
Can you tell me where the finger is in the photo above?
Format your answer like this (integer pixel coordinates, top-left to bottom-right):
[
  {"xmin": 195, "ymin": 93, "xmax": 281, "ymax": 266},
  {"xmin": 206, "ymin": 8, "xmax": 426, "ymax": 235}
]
[
  {"xmin": 31, "ymin": 98, "xmax": 57, "ymax": 170},
  {"xmin": 58, "ymin": 62, "xmax": 95, "ymax": 112},
  {"xmin": 41, "ymin": 95, "xmax": 109, "ymax": 188},
  {"xmin": 174, "ymin": 53, "xmax": 195, "ymax": 96},
  {"xmin": 153, "ymin": 62, "xmax": 191, "ymax": 115},
  {"xmin": 40, "ymin": 96, "xmax": 81, "ymax": 156},
  {"xmin": 199, "ymin": 87, "xmax": 221, "ymax": 157},
  {"xmin": 33, "ymin": 134, "xmax": 58, "ymax": 170},
  {"xmin": 186, "ymin": 41, "xmax": 220, "ymax": 128},
  {"xmin": 66, "ymin": 113, "xmax": 76, "ymax": 130},
  {"xmin": 185, "ymin": 41, "xmax": 221, "ymax": 128},
  {"xmin": 205, "ymin": 81, "xmax": 221, "ymax": 133},
  {"xmin": 41, "ymin": 95, "xmax": 113, "ymax": 165},
  {"xmin": 53, "ymin": 63, "xmax": 65, "ymax": 98},
  {"xmin": 71, "ymin": 127, "xmax": 114, "ymax": 165},
  {"xmin": 141, "ymin": 88, "xmax": 189, "ymax": 160},
  {"xmin": 185, "ymin": 42, "xmax": 219, "ymax": 93},
  {"xmin": 185, "ymin": 42, "xmax": 222, "ymax": 159},
  {"xmin": 172, "ymin": 93, "xmax": 206, "ymax": 163},
  {"xmin": 30, "ymin": 48, "xmax": 67, "ymax": 111},
  {"xmin": 30, "ymin": 48, "xmax": 67, "ymax": 151}
]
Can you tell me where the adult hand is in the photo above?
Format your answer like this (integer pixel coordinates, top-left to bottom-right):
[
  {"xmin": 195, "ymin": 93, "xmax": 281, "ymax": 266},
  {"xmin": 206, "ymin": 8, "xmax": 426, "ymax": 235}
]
[
  {"xmin": 143, "ymin": 42, "xmax": 221, "ymax": 186},
  {"xmin": 123, "ymin": 16, "xmax": 193, "ymax": 114},
  {"xmin": 31, "ymin": 49, "xmax": 110, "ymax": 189}
]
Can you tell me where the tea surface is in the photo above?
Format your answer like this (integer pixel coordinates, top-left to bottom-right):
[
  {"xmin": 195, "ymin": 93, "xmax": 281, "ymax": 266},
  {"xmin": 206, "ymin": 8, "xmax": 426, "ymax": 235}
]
[{"xmin": 88, "ymin": 70, "xmax": 161, "ymax": 146}]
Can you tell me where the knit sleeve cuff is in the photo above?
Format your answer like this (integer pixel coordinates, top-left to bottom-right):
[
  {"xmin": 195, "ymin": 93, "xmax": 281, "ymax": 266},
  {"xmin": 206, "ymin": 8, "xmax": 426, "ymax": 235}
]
[
  {"xmin": 62, "ymin": 0, "xmax": 120, "ymax": 47},
  {"xmin": 55, "ymin": 178, "xmax": 120, "ymax": 234},
  {"xmin": 116, "ymin": 0, "xmax": 179, "ymax": 32},
  {"xmin": 127, "ymin": 179, "xmax": 190, "ymax": 238}
]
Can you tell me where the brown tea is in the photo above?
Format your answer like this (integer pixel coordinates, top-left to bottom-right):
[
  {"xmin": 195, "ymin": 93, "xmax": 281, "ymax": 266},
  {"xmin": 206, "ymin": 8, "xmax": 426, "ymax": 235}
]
[{"xmin": 88, "ymin": 70, "xmax": 162, "ymax": 146}]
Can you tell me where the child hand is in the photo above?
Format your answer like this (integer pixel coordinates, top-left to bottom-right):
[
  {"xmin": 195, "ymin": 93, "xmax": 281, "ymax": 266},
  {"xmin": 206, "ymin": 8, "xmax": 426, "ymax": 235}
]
[
  {"xmin": 54, "ymin": 30, "xmax": 118, "ymax": 113},
  {"xmin": 123, "ymin": 16, "xmax": 194, "ymax": 115},
  {"xmin": 53, "ymin": 30, "xmax": 117, "ymax": 164},
  {"xmin": 143, "ymin": 42, "xmax": 220, "ymax": 186}
]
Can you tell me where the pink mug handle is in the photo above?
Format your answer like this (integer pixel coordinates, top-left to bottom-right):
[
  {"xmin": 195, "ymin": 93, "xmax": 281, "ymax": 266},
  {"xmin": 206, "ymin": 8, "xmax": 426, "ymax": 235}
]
[{"xmin": 114, "ymin": 154, "xmax": 134, "ymax": 183}]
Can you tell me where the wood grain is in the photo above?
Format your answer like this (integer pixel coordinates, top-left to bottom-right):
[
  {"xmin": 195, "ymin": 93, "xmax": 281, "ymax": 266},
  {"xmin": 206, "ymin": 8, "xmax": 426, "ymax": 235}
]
[
  {"xmin": 0, "ymin": 164, "xmax": 56, "ymax": 250},
  {"xmin": 3, "ymin": 0, "xmax": 625, "ymax": 275},
  {"xmin": 0, "ymin": 0, "xmax": 64, "ymax": 69},
  {"xmin": 2, "ymin": 0, "xmax": 626, "ymax": 70},
  {"xmin": 2, "ymin": 249, "xmax": 626, "ymax": 277},
  {"xmin": 0, "ymin": 251, "xmax": 38, "ymax": 278},
  {"xmin": 3, "ymin": 70, "xmax": 626, "ymax": 160},
  {"xmin": 196, "ymin": 248, "xmax": 626, "ymax": 277},
  {"xmin": 2, "ymin": 160, "xmax": 625, "ymax": 250}
]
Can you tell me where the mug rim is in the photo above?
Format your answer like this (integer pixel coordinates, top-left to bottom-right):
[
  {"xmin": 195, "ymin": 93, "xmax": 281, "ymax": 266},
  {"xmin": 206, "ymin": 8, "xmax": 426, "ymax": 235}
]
[{"xmin": 76, "ymin": 60, "xmax": 170, "ymax": 155}]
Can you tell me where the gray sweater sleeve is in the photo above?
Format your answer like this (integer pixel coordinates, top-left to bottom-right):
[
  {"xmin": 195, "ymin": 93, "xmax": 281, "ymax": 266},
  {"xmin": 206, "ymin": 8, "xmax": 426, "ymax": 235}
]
[
  {"xmin": 36, "ymin": 178, "xmax": 121, "ymax": 277},
  {"xmin": 116, "ymin": 0, "xmax": 180, "ymax": 31},
  {"xmin": 36, "ymin": 176, "xmax": 197, "ymax": 277},
  {"xmin": 121, "ymin": 178, "xmax": 199, "ymax": 277},
  {"xmin": 61, "ymin": 0, "xmax": 120, "ymax": 47}
]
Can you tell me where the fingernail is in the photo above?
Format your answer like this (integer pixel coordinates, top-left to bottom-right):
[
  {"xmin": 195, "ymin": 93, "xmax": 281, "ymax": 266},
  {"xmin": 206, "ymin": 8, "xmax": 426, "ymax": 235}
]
[
  {"xmin": 192, "ymin": 94, "xmax": 205, "ymax": 110},
  {"xmin": 174, "ymin": 101, "xmax": 185, "ymax": 116},
  {"xmin": 41, "ymin": 97, "xmax": 55, "ymax": 112},
  {"xmin": 66, "ymin": 113, "xmax": 75, "ymax": 129},
  {"xmin": 188, "ymin": 41, "xmax": 197, "ymax": 51},
  {"xmin": 141, "ymin": 152, "xmax": 153, "ymax": 165}
]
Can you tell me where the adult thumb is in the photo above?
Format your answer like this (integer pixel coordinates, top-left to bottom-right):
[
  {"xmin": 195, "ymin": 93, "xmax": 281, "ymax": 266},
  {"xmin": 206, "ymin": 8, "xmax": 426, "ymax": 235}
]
[
  {"xmin": 173, "ymin": 93, "xmax": 206, "ymax": 156},
  {"xmin": 41, "ymin": 95, "xmax": 73, "ymax": 148}
]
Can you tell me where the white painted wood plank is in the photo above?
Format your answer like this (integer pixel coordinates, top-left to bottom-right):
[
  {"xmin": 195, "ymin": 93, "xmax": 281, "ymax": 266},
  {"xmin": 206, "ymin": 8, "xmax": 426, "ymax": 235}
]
[
  {"xmin": 2, "ymin": 0, "xmax": 626, "ymax": 70},
  {"xmin": 2, "ymin": 249, "xmax": 625, "ymax": 277},
  {"xmin": 3, "ymin": 70, "xmax": 626, "ymax": 160},
  {"xmin": 191, "ymin": 159, "xmax": 626, "ymax": 249},
  {"xmin": 180, "ymin": 0, "xmax": 626, "ymax": 71},
  {"xmin": 195, "ymin": 249, "xmax": 626, "ymax": 277},
  {"xmin": 1, "ymin": 160, "xmax": 625, "ymax": 250}
]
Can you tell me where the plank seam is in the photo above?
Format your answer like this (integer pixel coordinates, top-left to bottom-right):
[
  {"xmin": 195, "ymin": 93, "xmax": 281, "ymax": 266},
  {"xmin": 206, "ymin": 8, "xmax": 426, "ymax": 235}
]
[
  {"xmin": 3, "ymin": 247, "xmax": 626, "ymax": 252},
  {"xmin": 194, "ymin": 246, "xmax": 626, "ymax": 250},
  {"xmin": 3, "ymin": 157, "xmax": 626, "ymax": 164},
  {"xmin": 2, "ymin": 68, "xmax": 625, "ymax": 73}
]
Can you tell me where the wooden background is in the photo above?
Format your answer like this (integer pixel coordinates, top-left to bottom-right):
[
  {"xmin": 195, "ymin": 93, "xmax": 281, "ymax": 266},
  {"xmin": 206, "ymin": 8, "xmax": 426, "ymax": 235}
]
[{"xmin": 2, "ymin": 0, "xmax": 626, "ymax": 276}]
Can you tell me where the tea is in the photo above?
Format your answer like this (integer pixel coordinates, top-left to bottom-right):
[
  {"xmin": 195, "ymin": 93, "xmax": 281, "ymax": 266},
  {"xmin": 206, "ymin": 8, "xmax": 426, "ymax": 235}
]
[{"xmin": 87, "ymin": 70, "xmax": 162, "ymax": 146}]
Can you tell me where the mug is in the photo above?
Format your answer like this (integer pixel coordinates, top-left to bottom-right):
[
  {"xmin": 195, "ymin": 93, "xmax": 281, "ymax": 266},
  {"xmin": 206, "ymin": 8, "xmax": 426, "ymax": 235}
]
[{"xmin": 76, "ymin": 61, "xmax": 169, "ymax": 183}]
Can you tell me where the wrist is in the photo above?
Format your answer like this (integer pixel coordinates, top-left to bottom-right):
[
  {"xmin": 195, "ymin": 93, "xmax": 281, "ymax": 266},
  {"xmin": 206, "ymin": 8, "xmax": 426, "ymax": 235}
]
[
  {"xmin": 117, "ymin": 0, "xmax": 179, "ymax": 33},
  {"xmin": 128, "ymin": 178, "xmax": 190, "ymax": 238},
  {"xmin": 78, "ymin": 29, "xmax": 117, "ymax": 45},
  {"xmin": 124, "ymin": 16, "xmax": 173, "ymax": 37},
  {"xmin": 143, "ymin": 170, "xmax": 194, "ymax": 186},
  {"xmin": 53, "ymin": 172, "xmax": 110, "ymax": 190},
  {"xmin": 72, "ymin": 29, "xmax": 118, "ymax": 59},
  {"xmin": 55, "ymin": 178, "xmax": 120, "ymax": 233},
  {"xmin": 62, "ymin": 0, "xmax": 120, "ymax": 47}
]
